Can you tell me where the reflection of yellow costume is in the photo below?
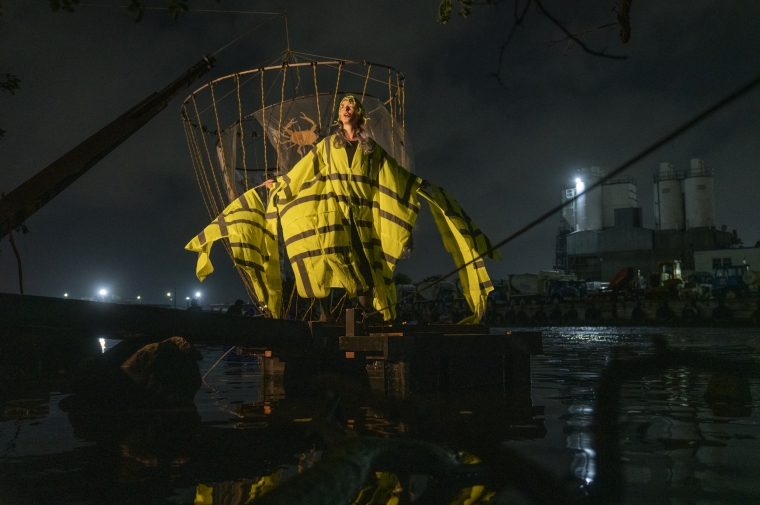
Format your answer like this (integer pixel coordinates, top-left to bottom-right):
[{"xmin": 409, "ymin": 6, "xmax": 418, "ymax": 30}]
[{"xmin": 186, "ymin": 136, "xmax": 499, "ymax": 323}]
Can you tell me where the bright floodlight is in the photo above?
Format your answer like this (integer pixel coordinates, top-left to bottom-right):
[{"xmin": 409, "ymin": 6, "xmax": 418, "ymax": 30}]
[
  {"xmin": 99, "ymin": 289, "xmax": 107, "ymax": 296},
  {"xmin": 195, "ymin": 292, "xmax": 201, "ymax": 298},
  {"xmin": 137, "ymin": 295, "xmax": 141, "ymax": 300},
  {"xmin": 63, "ymin": 293, "xmax": 68, "ymax": 297},
  {"xmin": 167, "ymin": 292, "xmax": 171, "ymax": 297},
  {"xmin": 186, "ymin": 297, "xmax": 190, "ymax": 300},
  {"xmin": 575, "ymin": 178, "xmax": 585, "ymax": 192}
]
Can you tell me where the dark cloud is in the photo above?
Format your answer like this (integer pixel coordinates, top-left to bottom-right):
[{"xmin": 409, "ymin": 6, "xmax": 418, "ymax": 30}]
[{"xmin": 1, "ymin": 1, "xmax": 759, "ymax": 302}]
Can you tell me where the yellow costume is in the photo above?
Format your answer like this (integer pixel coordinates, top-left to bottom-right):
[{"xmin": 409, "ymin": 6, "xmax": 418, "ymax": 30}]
[
  {"xmin": 184, "ymin": 190, "xmax": 283, "ymax": 317},
  {"xmin": 418, "ymin": 185, "xmax": 501, "ymax": 324},
  {"xmin": 186, "ymin": 96, "xmax": 499, "ymax": 324},
  {"xmin": 268, "ymin": 135, "xmax": 421, "ymax": 321}
]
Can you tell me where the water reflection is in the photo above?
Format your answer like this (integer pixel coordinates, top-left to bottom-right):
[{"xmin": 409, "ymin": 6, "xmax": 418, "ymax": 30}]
[{"xmin": 1, "ymin": 328, "xmax": 759, "ymax": 503}]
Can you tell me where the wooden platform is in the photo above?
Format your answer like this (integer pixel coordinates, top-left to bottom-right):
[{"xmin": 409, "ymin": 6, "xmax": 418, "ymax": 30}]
[
  {"xmin": 334, "ymin": 329, "xmax": 542, "ymax": 393},
  {"xmin": 1, "ymin": 294, "xmax": 543, "ymax": 393}
]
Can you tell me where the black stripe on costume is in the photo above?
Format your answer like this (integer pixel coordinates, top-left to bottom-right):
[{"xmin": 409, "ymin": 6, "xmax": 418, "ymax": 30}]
[
  {"xmin": 378, "ymin": 210, "xmax": 413, "ymax": 232},
  {"xmin": 229, "ymin": 242, "xmax": 263, "ymax": 254},
  {"xmin": 289, "ymin": 246, "xmax": 352, "ymax": 263},
  {"xmin": 225, "ymin": 219, "xmax": 275, "ymax": 240},
  {"xmin": 296, "ymin": 259, "xmax": 314, "ymax": 298},
  {"xmin": 198, "ymin": 230, "xmax": 207, "ymax": 246},
  {"xmin": 284, "ymin": 229, "xmax": 316, "ymax": 247},
  {"xmin": 279, "ymin": 193, "xmax": 351, "ymax": 217},
  {"xmin": 233, "ymin": 258, "xmax": 265, "ymax": 272},
  {"xmin": 325, "ymin": 135, "xmax": 331, "ymax": 173},
  {"xmin": 401, "ymin": 173, "xmax": 417, "ymax": 202},
  {"xmin": 379, "ymin": 185, "xmax": 418, "ymax": 211},
  {"xmin": 383, "ymin": 252, "xmax": 399, "ymax": 266},
  {"xmin": 350, "ymin": 196, "xmax": 373, "ymax": 208},
  {"xmin": 283, "ymin": 224, "xmax": 345, "ymax": 247},
  {"xmin": 227, "ymin": 207, "xmax": 265, "ymax": 218},
  {"xmin": 377, "ymin": 150, "xmax": 387, "ymax": 173},
  {"xmin": 216, "ymin": 214, "xmax": 228, "ymax": 237},
  {"xmin": 253, "ymin": 267, "xmax": 269, "ymax": 303},
  {"xmin": 312, "ymin": 145, "xmax": 320, "ymax": 176},
  {"xmin": 282, "ymin": 174, "xmax": 293, "ymax": 199},
  {"xmin": 237, "ymin": 194, "xmax": 250, "ymax": 211},
  {"xmin": 370, "ymin": 199, "xmax": 419, "ymax": 216},
  {"xmin": 355, "ymin": 220, "xmax": 373, "ymax": 228},
  {"xmin": 339, "ymin": 247, "xmax": 365, "ymax": 294},
  {"xmin": 479, "ymin": 280, "xmax": 494, "ymax": 290}
]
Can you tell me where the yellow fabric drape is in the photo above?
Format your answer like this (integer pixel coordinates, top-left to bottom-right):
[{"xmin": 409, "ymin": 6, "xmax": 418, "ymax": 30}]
[
  {"xmin": 418, "ymin": 185, "xmax": 500, "ymax": 324},
  {"xmin": 185, "ymin": 189, "xmax": 282, "ymax": 317},
  {"xmin": 269, "ymin": 135, "xmax": 421, "ymax": 321},
  {"xmin": 185, "ymin": 138, "xmax": 498, "ymax": 325}
]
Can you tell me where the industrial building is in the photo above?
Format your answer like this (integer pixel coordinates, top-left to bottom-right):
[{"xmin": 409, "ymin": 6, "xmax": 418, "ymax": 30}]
[
  {"xmin": 694, "ymin": 246, "xmax": 760, "ymax": 273},
  {"xmin": 554, "ymin": 159, "xmax": 740, "ymax": 281}
]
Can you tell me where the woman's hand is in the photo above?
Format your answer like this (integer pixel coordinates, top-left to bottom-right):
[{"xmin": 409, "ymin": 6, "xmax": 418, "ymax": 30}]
[{"xmin": 263, "ymin": 179, "xmax": 275, "ymax": 189}]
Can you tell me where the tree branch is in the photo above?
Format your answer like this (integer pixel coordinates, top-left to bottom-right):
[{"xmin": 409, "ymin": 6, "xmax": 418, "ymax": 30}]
[
  {"xmin": 617, "ymin": 0, "xmax": 632, "ymax": 44},
  {"xmin": 533, "ymin": 0, "xmax": 627, "ymax": 60},
  {"xmin": 489, "ymin": 0, "xmax": 532, "ymax": 88}
]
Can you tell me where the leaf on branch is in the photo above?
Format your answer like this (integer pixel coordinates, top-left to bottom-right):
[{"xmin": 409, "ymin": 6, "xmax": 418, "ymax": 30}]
[
  {"xmin": 48, "ymin": 0, "xmax": 81, "ymax": 13},
  {"xmin": 459, "ymin": 0, "xmax": 473, "ymax": 19},
  {"xmin": 438, "ymin": 0, "xmax": 453, "ymax": 24},
  {"xmin": 167, "ymin": 0, "xmax": 190, "ymax": 20},
  {"xmin": 0, "ymin": 73, "xmax": 20, "ymax": 95},
  {"xmin": 127, "ymin": 0, "xmax": 145, "ymax": 23}
]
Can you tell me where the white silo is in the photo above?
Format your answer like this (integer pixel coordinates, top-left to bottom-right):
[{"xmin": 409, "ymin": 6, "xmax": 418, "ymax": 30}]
[
  {"xmin": 653, "ymin": 162, "xmax": 684, "ymax": 230},
  {"xmin": 574, "ymin": 167, "xmax": 603, "ymax": 231},
  {"xmin": 683, "ymin": 158, "xmax": 715, "ymax": 229},
  {"xmin": 602, "ymin": 177, "xmax": 637, "ymax": 228}
]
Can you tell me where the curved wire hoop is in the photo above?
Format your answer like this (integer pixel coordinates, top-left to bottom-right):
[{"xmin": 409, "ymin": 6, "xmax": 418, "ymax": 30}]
[{"xmin": 181, "ymin": 57, "xmax": 409, "ymax": 309}]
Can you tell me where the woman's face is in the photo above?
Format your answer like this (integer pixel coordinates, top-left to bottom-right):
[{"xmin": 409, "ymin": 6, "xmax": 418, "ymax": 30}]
[{"xmin": 339, "ymin": 100, "xmax": 360, "ymax": 128}]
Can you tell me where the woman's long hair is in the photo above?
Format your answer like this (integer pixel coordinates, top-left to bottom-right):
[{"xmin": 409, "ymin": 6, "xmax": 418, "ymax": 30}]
[
  {"xmin": 331, "ymin": 96, "xmax": 375, "ymax": 154},
  {"xmin": 332, "ymin": 125, "xmax": 375, "ymax": 154}
]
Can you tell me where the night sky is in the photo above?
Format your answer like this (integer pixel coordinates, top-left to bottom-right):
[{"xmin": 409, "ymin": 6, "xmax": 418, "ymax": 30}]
[{"xmin": 1, "ymin": 1, "xmax": 759, "ymax": 305}]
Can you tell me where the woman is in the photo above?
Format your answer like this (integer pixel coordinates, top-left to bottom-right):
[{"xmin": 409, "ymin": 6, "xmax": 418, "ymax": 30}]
[{"xmin": 264, "ymin": 96, "xmax": 422, "ymax": 322}]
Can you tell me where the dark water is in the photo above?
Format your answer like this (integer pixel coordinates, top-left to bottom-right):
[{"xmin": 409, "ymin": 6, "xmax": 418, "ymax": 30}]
[{"xmin": 1, "ymin": 327, "xmax": 759, "ymax": 504}]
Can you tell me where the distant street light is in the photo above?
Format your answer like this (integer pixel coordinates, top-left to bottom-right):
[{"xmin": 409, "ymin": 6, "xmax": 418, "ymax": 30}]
[
  {"xmin": 195, "ymin": 291, "xmax": 201, "ymax": 298},
  {"xmin": 63, "ymin": 293, "xmax": 68, "ymax": 298},
  {"xmin": 167, "ymin": 289, "xmax": 177, "ymax": 309},
  {"xmin": 99, "ymin": 289, "xmax": 107, "ymax": 296},
  {"xmin": 136, "ymin": 295, "xmax": 141, "ymax": 300}
]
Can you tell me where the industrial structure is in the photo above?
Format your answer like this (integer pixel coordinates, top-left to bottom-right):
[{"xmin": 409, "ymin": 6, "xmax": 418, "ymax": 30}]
[{"xmin": 555, "ymin": 159, "xmax": 740, "ymax": 281}]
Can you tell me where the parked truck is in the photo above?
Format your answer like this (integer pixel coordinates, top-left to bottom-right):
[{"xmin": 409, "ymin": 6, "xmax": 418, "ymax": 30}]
[
  {"xmin": 489, "ymin": 271, "xmax": 580, "ymax": 305},
  {"xmin": 712, "ymin": 264, "xmax": 752, "ymax": 299}
]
